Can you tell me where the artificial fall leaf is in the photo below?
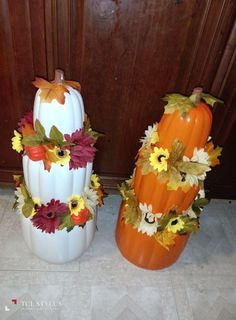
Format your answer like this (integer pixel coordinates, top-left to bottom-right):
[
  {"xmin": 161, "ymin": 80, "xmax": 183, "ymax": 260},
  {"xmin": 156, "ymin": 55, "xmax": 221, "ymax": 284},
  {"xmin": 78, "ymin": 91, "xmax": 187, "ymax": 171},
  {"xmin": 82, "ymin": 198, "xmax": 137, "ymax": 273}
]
[
  {"xmin": 163, "ymin": 94, "xmax": 194, "ymax": 115},
  {"xmin": 32, "ymin": 77, "xmax": 69, "ymax": 104},
  {"xmin": 124, "ymin": 201, "xmax": 141, "ymax": 228},
  {"xmin": 43, "ymin": 146, "xmax": 59, "ymax": 171},
  {"xmin": 21, "ymin": 123, "xmax": 35, "ymax": 137},
  {"xmin": 155, "ymin": 229, "xmax": 177, "ymax": 250},
  {"xmin": 64, "ymin": 80, "xmax": 81, "ymax": 91},
  {"xmin": 205, "ymin": 142, "xmax": 222, "ymax": 166},
  {"xmin": 169, "ymin": 140, "xmax": 184, "ymax": 164},
  {"xmin": 22, "ymin": 199, "xmax": 35, "ymax": 218},
  {"xmin": 201, "ymin": 93, "xmax": 223, "ymax": 107},
  {"xmin": 176, "ymin": 160, "xmax": 211, "ymax": 176}
]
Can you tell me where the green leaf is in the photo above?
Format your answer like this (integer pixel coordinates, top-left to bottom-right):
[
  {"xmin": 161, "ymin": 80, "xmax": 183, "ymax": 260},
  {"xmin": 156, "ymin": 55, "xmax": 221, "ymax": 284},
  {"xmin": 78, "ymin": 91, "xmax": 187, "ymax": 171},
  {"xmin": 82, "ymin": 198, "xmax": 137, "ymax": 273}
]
[
  {"xmin": 49, "ymin": 126, "xmax": 64, "ymax": 145},
  {"xmin": 178, "ymin": 217, "xmax": 199, "ymax": 234},
  {"xmin": 201, "ymin": 93, "xmax": 223, "ymax": 107},
  {"xmin": 35, "ymin": 119, "xmax": 46, "ymax": 139},
  {"xmin": 157, "ymin": 210, "xmax": 177, "ymax": 231},
  {"xmin": 21, "ymin": 134, "xmax": 43, "ymax": 146},
  {"xmin": 163, "ymin": 94, "xmax": 194, "ymax": 115},
  {"xmin": 22, "ymin": 199, "xmax": 34, "ymax": 218},
  {"xmin": 58, "ymin": 214, "xmax": 75, "ymax": 232},
  {"xmin": 176, "ymin": 161, "xmax": 210, "ymax": 176}
]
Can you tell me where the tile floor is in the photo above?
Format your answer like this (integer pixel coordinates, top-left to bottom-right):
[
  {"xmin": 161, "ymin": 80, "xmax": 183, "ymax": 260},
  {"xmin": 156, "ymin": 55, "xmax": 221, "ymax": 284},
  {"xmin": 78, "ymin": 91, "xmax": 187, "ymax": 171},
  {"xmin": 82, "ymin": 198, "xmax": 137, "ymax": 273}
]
[{"xmin": 0, "ymin": 185, "xmax": 236, "ymax": 320}]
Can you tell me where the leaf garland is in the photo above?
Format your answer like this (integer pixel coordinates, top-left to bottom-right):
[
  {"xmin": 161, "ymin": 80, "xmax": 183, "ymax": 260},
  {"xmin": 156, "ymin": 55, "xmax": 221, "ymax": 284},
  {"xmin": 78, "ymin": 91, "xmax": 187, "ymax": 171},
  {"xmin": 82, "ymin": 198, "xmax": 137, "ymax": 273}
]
[
  {"xmin": 13, "ymin": 112, "xmax": 101, "ymax": 172},
  {"xmin": 136, "ymin": 139, "xmax": 215, "ymax": 192},
  {"xmin": 118, "ymin": 180, "xmax": 204, "ymax": 249},
  {"xmin": 13, "ymin": 174, "xmax": 104, "ymax": 232}
]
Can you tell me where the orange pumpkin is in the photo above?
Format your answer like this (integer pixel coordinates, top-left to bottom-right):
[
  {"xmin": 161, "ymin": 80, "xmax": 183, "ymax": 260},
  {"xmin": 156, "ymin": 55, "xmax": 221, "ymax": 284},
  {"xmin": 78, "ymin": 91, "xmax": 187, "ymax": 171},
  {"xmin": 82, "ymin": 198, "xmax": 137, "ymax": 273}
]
[
  {"xmin": 24, "ymin": 145, "xmax": 46, "ymax": 161},
  {"xmin": 116, "ymin": 89, "xmax": 214, "ymax": 269}
]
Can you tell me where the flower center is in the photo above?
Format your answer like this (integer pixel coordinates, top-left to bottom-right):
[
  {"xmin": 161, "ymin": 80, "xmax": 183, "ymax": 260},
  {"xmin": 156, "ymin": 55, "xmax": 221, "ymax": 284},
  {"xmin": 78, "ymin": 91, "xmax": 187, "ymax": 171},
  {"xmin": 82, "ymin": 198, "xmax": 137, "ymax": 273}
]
[
  {"xmin": 57, "ymin": 150, "xmax": 65, "ymax": 157},
  {"xmin": 157, "ymin": 154, "xmax": 165, "ymax": 163},
  {"xmin": 180, "ymin": 171, "xmax": 187, "ymax": 182},
  {"xmin": 47, "ymin": 212, "xmax": 55, "ymax": 218},
  {"xmin": 171, "ymin": 219, "xmax": 178, "ymax": 225},
  {"xmin": 71, "ymin": 200, "xmax": 78, "ymax": 208}
]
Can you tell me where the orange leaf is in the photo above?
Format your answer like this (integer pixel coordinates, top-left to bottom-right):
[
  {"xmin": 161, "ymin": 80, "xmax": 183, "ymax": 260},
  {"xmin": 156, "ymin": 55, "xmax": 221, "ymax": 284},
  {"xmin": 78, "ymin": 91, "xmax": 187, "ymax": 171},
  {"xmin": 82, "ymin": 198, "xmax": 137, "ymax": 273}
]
[
  {"xmin": 65, "ymin": 80, "xmax": 81, "ymax": 91},
  {"xmin": 21, "ymin": 123, "xmax": 35, "ymax": 137},
  {"xmin": 32, "ymin": 77, "xmax": 69, "ymax": 104},
  {"xmin": 205, "ymin": 142, "xmax": 222, "ymax": 167}
]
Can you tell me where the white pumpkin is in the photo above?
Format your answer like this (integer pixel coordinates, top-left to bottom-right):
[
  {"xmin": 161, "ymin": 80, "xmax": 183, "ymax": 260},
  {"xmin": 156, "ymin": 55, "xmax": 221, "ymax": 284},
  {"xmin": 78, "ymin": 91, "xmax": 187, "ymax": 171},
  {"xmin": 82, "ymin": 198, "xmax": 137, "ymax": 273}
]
[
  {"xmin": 20, "ymin": 69, "xmax": 97, "ymax": 263},
  {"xmin": 33, "ymin": 71, "xmax": 85, "ymax": 135},
  {"xmin": 21, "ymin": 210, "xmax": 97, "ymax": 264},
  {"xmin": 22, "ymin": 156, "xmax": 93, "ymax": 203}
]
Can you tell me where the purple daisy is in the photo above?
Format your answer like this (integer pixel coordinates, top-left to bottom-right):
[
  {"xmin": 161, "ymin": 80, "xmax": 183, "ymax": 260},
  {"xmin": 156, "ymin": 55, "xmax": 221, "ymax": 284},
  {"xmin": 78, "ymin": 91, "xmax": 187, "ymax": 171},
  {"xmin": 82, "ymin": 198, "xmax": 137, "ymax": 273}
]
[
  {"xmin": 32, "ymin": 199, "xmax": 68, "ymax": 233},
  {"xmin": 64, "ymin": 129, "xmax": 96, "ymax": 170}
]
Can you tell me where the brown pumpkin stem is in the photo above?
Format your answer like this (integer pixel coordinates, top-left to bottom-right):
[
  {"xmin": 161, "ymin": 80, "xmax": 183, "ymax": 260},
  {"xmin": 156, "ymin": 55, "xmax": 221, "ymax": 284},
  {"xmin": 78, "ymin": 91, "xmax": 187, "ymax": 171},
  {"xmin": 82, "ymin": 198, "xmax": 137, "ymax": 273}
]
[
  {"xmin": 54, "ymin": 69, "xmax": 65, "ymax": 84},
  {"xmin": 192, "ymin": 87, "xmax": 203, "ymax": 104}
]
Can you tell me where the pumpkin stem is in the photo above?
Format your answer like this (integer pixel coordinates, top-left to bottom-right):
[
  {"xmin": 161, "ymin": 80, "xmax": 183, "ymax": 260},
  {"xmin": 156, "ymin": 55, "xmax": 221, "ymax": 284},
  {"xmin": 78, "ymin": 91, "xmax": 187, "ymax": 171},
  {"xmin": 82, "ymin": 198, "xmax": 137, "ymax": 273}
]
[
  {"xmin": 190, "ymin": 87, "xmax": 203, "ymax": 104},
  {"xmin": 54, "ymin": 69, "xmax": 65, "ymax": 84}
]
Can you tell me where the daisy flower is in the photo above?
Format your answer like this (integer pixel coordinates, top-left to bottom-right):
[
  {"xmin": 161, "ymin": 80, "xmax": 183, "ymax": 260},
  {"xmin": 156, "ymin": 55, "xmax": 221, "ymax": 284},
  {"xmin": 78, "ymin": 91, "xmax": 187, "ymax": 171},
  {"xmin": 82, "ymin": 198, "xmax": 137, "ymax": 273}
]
[
  {"xmin": 68, "ymin": 195, "xmax": 86, "ymax": 216},
  {"xmin": 166, "ymin": 217, "xmax": 185, "ymax": 233},
  {"xmin": 31, "ymin": 199, "xmax": 68, "ymax": 233},
  {"xmin": 83, "ymin": 187, "xmax": 98, "ymax": 214},
  {"xmin": 138, "ymin": 203, "xmax": 162, "ymax": 237},
  {"xmin": 140, "ymin": 123, "xmax": 159, "ymax": 147},
  {"xmin": 149, "ymin": 147, "xmax": 169, "ymax": 172}
]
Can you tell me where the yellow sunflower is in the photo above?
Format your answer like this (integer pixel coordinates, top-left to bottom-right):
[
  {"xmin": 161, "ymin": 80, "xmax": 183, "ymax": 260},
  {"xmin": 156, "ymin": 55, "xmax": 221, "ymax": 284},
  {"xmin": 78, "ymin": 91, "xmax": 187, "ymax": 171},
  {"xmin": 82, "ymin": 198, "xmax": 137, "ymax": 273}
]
[
  {"xmin": 90, "ymin": 174, "xmax": 101, "ymax": 189},
  {"xmin": 12, "ymin": 130, "xmax": 23, "ymax": 153},
  {"xmin": 68, "ymin": 195, "xmax": 85, "ymax": 216},
  {"xmin": 166, "ymin": 217, "xmax": 185, "ymax": 233},
  {"xmin": 149, "ymin": 147, "xmax": 169, "ymax": 172},
  {"xmin": 30, "ymin": 197, "xmax": 41, "ymax": 217},
  {"xmin": 53, "ymin": 147, "xmax": 70, "ymax": 166}
]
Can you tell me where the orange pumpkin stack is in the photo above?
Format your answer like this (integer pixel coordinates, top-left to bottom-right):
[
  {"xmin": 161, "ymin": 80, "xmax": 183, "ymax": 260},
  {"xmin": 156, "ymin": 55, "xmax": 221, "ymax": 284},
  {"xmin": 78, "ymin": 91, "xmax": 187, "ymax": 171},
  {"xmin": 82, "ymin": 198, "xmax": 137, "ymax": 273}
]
[{"xmin": 116, "ymin": 88, "xmax": 222, "ymax": 269}]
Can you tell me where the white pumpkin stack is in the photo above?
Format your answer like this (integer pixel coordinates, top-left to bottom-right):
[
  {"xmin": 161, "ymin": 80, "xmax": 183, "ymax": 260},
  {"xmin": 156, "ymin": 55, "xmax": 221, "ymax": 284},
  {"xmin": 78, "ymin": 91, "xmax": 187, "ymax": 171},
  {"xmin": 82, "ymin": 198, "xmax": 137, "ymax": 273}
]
[{"xmin": 21, "ymin": 70, "xmax": 97, "ymax": 263}]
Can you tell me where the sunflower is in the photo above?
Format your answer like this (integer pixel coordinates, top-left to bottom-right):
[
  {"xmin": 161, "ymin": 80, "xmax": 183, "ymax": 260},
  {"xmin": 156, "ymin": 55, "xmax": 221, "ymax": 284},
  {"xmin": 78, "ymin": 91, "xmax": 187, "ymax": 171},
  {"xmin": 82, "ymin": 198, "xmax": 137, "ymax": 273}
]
[
  {"xmin": 12, "ymin": 130, "xmax": 23, "ymax": 153},
  {"xmin": 54, "ymin": 147, "xmax": 71, "ymax": 166},
  {"xmin": 68, "ymin": 195, "xmax": 85, "ymax": 216},
  {"xmin": 90, "ymin": 174, "xmax": 101, "ymax": 189},
  {"xmin": 149, "ymin": 147, "xmax": 169, "ymax": 172},
  {"xmin": 30, "ymin": 197, "xmax": 42, "ymax": 217},
  {"xmin": 166, "ymin": 217, "xmax": 185, "ymax": 233}
]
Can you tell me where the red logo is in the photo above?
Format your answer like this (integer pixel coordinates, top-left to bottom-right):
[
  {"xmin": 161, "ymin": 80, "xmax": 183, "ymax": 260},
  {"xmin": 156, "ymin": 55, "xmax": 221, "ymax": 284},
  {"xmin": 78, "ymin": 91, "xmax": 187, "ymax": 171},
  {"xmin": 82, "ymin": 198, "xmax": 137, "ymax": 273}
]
[{"xmin": 11, "ymin": 299, "xmax": 17, "ymax": 305}]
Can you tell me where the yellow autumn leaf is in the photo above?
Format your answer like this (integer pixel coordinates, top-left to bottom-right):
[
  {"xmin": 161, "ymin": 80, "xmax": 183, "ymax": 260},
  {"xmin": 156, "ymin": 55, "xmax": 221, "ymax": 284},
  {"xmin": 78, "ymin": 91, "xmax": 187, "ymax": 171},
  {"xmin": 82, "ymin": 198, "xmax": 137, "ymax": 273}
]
[
  {"xmin": 155, "ymin": 229, "xmax": 177, "ymax": 250},
  {"xmin": 163, "ymin": 94, "xmax": 194, "ymax": 115}
]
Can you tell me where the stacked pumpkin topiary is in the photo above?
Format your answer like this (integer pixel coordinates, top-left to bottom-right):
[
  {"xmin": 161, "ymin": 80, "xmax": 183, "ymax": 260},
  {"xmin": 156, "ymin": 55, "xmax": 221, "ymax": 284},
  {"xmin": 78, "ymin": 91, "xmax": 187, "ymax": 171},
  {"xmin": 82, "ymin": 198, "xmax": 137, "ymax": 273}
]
[
  {"xmin": 12, "ymin": 70, "xmax": 104, "ymax": 263},
  {"xmin": 116, "ymin": 88, "xmax": 222, "ymax": 270}
]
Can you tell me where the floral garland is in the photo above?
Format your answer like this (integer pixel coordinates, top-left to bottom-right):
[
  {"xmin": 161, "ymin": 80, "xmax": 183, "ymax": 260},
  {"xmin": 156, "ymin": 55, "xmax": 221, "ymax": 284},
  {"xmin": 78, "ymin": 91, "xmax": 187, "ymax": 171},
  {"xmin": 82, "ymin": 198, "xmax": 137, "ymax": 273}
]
[
  {"xmin": 11, "ymin": 111, "xmax": 102, "ymax": 171},
  {"xmin": 136, "ymin": 123, "xmax": 222, "ymax": 192},
  {"xmin": 118, "ymin": 179, "xmax": 208, "ymax": 250},
  {"xmin": 13, "ymin": 174, "xmax": 105, "ymax": 234}
]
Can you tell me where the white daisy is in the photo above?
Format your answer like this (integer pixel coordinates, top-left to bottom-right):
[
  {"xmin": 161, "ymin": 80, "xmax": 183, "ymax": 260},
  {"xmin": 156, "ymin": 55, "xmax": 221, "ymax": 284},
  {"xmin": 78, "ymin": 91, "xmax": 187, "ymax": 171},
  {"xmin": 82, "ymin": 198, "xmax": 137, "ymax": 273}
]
[
  {"xmin": 138, "ymin": 203, "xmax": 162, "ymax": 237},
  {"xmin": 83, "ymin": 187, "xmax": 98, "ymax": 214},
  {"xmin": 14, "ymin": 187, "xmax": 24, "ymax": 214},
  {"xmin": 140, "ymin": 123, "xmax": 158, "ymax": 147}
]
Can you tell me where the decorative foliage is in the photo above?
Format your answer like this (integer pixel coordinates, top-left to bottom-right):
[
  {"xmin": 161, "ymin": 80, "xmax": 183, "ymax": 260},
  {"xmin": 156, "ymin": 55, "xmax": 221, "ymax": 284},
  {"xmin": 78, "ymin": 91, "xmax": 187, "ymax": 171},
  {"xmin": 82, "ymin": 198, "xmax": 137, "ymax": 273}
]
[
  {"xmin": 13, "ymin": 174, "xmax": 105, "ymax": 233},
  {"xmin": 136, "ymin": 137, "xmax": 221, "ymax": 192},
  {"xmin": 12, "ymin": 112, "xmax": 100, "ymax": 172},
  {"xmin": 118, "ymin": 180, "xmax": 204, "ymax": 249},
  {"xmin": 32, "ymin": 77, "xmax": 81, "ymax": 105},
  {"xmin": 163, "ymin": 92, "xmax": 223, "ymax": 116}
]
